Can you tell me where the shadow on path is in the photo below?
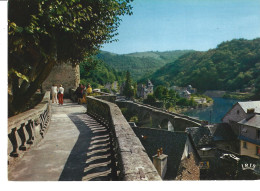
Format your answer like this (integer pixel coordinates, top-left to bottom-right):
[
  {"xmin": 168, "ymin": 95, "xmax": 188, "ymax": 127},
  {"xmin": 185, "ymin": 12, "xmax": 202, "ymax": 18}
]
[{"xmin": 59, "ymin": 113, "xmax": 115, "ymax": 181}]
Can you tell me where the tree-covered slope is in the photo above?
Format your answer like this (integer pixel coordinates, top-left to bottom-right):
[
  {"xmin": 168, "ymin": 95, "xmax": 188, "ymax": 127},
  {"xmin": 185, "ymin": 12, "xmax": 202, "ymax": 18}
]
[
  {"xmin": 97, "ymin": 50, "xmax": 193, "ymax": 80},
  {"xmin": 80, "ymin": 59, "xmax": 124, "ymax": 88},
  {"xmin": 149, "ymin": 38, "xmax": 260, "ymax": 92}
]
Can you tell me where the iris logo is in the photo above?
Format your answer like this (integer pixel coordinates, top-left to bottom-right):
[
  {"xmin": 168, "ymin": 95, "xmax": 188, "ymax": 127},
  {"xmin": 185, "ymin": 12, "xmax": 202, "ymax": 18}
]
[{"xmin": 241, "ymin": 163, "xmax": 256, "ymax": 170}]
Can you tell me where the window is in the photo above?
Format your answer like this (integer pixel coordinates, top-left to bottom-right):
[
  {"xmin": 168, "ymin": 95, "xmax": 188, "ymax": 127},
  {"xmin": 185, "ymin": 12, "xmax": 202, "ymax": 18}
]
[
  {"xmin": 243, "ymin": 141, "xmax": 247, "ymax": 149},
  {"xmin": 237, "ymin": 110, "xmax": 240, "ymax": 115},
  {"xmin": 256, "ymin": 147, "xmax": 260, "ymax": 156}
]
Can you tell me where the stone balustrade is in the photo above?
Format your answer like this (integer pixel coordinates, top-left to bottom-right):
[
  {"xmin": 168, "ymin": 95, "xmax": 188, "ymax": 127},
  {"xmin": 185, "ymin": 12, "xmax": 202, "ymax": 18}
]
[
  {"xmin": 86, "ymin": 96, "xmax": 162, "ymax": 181},
  {"xmin": 8, "ymin": 91, "xmax": 51, "ymax": 166}
]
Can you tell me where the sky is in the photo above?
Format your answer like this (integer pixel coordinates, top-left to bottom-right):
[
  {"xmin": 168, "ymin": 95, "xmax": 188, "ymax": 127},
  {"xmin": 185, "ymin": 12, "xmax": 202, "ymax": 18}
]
[{"xmin": 101, "ymin": 0, "xmax": 260, "ymax": 54}]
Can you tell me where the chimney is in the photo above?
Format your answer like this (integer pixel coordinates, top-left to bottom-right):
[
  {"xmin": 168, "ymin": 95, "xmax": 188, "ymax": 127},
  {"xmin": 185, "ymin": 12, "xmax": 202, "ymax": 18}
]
[
  {"xmin": 246, "ymin": 108, "xmax": 255, "ymax": 120},
  {"xmin": 152, "ymin": 148, "xmax": 168, "ymax": 179},
  {"xmin": 247, "ymin": 108, "xmax": 255, "ymax": 114}
]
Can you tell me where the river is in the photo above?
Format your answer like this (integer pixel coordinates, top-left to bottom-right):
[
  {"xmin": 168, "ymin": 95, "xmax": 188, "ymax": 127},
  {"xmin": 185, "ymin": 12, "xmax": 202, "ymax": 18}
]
[{"xmin": 182, "ymin": 97, "xmax": 239, "ymax": 123}]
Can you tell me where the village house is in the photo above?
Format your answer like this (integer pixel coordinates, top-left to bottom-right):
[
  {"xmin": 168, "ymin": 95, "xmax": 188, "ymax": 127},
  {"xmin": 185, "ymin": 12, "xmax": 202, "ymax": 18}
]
[
  {"xmin": 132, "ymin": 127, "xmax": 200, "ymax": 180},
  {"xmin": 171, "ymin": 85, "xmax": 197, "ymax": 99},
  {"xmin": 104, "ymin": 81, "xmax": 118, "ymax": 94},
  {"xmin": 137, "ymin": 79, "xmax": 154, "ymax": 99},
  {"xmin": 222, "ymin": 101, "xmax": 260, "ymax": 126},
  {"xmin": 221, "ymin": 101, "xmax": 260, "ymax": 159},
  {"xmin": 238, "ymin": 114, "xmax": 260, "ymax": 159},
  {"xmin": 185, "ymin": 125, "xmax": 259, "ymax": 180}
]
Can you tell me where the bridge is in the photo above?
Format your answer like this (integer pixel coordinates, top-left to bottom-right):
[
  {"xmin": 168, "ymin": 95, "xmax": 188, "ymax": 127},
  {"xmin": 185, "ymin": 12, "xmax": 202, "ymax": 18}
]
[
  {"xmin": 8, "ymin": 91, "xmax": 161, "ymax": 181},
  {"xmin": 116, "ymin": 100, "xmax": 204, "ymax": 131}
]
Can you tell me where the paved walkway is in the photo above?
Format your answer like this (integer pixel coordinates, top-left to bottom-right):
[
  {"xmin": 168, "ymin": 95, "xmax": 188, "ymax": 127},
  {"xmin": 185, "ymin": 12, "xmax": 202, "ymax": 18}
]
[{"xmin": 8, "ymin": 99, "xmax": 114, "ymax": 181}]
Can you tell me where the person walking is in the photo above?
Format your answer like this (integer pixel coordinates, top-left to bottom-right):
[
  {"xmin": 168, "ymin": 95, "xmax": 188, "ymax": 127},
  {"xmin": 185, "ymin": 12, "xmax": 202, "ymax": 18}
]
[
  {"xmin": 81, "ymin": 85, "xmax": 87, "ymax": 103},
  {"xmin": 51, "ymin": 84, "xmax": 58, "ymax": 104},
  {"xmin": 87, "ymin": 84, "xmax": 93, "ymax": 95},
  {"xmin": 58, "ymin": 84, "xmax": 64, "ymax": 105},
  {"xmin": 75, "ymin": 84, "xmax": 83, "ymax": 104}
]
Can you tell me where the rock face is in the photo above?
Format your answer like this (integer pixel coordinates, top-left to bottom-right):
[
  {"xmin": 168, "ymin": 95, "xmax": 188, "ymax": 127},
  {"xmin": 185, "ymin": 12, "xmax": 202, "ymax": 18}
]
[{"xmin": 42, "ymin": 63, "xmax": 80, "ymax": 97}]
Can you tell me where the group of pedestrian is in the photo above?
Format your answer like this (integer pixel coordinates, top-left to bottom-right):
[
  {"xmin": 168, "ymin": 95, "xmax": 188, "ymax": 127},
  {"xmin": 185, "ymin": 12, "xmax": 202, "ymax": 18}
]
[
  {"xmin": 51, "ymin": 84, "xmax": 64, "ymax": 105},
  {"xmin": 75, "ymin": 84, "xmax": 92, "ymax": 104}
]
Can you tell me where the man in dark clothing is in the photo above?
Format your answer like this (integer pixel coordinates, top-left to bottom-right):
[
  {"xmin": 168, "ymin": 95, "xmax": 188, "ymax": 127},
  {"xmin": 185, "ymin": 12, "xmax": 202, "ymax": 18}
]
[{"xmin": 75, "ymin": 84, "xmax": 83, "ymax": 104}]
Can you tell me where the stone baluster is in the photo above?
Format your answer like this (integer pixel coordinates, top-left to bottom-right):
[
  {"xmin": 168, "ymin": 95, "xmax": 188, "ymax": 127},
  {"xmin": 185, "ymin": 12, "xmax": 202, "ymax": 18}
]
[
  {"xmin": 8, "ymin": 127, "xmax": 19, "ymax": 157},
  {"xmin": 25, "ymin": 120, "xmax": 34, "ymax": 144},
  {"xmin": 17, "ymin": 123, "xmax": 27, "ymax": 151}
]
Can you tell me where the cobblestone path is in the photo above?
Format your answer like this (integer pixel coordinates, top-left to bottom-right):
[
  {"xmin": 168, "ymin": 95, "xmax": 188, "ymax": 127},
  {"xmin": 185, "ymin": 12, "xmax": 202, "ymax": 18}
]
[{"xmin": 8, "ymin": 99, "xmax": 115, "ymax": 181}]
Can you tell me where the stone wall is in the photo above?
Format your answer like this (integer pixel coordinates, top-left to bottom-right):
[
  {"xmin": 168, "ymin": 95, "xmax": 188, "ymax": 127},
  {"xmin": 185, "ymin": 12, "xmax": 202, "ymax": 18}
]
[
  {"xmin": 222, "ymin": 104, "xmax": 247, "ymax": 123},
  {"xmin": 86, "ymin": 96, "xmax": 161, "ymax": 181},
  {"xmin": 42, "ymin": 63, "xmax": 80, "ymax": 97},
  {"xmin": 8, "ymin": 91, "xmax": 51, "ymax": 167},
  {"xmin": 116, "ymin": 101, "xmax": 202, "ymax": 131}
]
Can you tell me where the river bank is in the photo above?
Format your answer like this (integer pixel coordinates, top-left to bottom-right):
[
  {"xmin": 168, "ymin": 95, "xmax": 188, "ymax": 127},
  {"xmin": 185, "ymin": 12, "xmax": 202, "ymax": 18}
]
[
  {"xmin": 169, "ymin": 100, "xmax": 213, "ymax": 114},
  {"xmin": 181, "ymin": 97, "xmax": 239, "ymax": 123}
]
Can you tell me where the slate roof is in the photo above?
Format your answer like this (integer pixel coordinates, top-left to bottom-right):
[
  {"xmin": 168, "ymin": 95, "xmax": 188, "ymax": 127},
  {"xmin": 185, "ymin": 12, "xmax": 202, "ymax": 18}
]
[
  {"xmin": 208, "ymin": 123, "xmax": 237, "ymax": 141},
  {"xmin": 132, "ymin": 127, "xmax": 199, "ymax": 180},
  {"xmin": 238, "ymin": 101, "xmax": 260, "ymax": 113},
  {"xmin": 238, "ymin": 114, "xmax": 260, "ymax": 128},
  {"xmin": 185, "ymin": 126, "xmax": 214, "ymax": 147}
]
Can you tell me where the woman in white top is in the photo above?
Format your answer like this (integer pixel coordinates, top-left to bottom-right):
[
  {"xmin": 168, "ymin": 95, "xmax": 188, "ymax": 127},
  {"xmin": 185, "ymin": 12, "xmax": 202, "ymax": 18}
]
[
  {"xmin": 58, "ymin": 84, "xmax": 65, "ymax": 105},
  {"xmin": 51, "ymin": 84, "xmax": 58, "ymax": 103}
]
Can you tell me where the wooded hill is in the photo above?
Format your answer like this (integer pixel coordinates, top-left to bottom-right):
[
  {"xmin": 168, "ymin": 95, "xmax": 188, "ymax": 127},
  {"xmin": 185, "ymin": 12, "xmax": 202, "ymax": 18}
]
[
  {"xmin": 147, "ymin": 38, "xmax": 260, "ymax": 93},
  {"xmin": 96, "ymin": 50, "xmax": 193, "ymax": 80},
  {"xmin": 80, "ymin": 58, "xmax": 124, "ymax": 89}
]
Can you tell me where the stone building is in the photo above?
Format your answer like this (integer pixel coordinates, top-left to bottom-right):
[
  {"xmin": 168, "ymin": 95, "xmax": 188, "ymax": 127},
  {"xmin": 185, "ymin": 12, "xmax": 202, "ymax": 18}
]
[
  {"xmin": 221, "ymin": 101, "xmax": 260, "ymax": 159},
  {"xmin": 185, "ymin": 124, "xmax": 240, "ymax": 179},
  {"xmin": 222, "ymin": 101, "xmax": 260, "ymax": 124},
  {"xmin": 104, "ymin": 81, "xmax": 118, "ymax": 94},
  {"xmin": 132, "ymin": 127, "xmax": 200, "ymax": 180},
  {"xmin": 238, "ymin": 114, "xmax": 260, "ymax": 159},
  {"xmin": 137, "ymin": 79, "xmax": 154, "ymax": 99},
  {"xmin": 42, "ymin": 63, "xmax": 80, "ymax": 97}
]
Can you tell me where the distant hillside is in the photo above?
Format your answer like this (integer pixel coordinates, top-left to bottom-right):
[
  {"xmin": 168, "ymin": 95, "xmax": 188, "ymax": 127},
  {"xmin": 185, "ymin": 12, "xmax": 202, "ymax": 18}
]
[
  {"xmin": 97, "ymin": 50, "xmax": 193, "ymax": 80},
  {"xmin": 80, "ymin": 58, "xmax": 124, "ymax": 88},
  {"xmin": 148, "ymin": 38, "xmax": 260, "ymax": 93}
]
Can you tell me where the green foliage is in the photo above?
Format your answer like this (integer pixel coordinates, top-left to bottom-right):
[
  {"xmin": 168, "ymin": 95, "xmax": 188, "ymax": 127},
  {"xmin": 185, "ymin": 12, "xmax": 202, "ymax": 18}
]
[
  {"xmin": 123, "ymin": 71, "xmax": 134, "ymax": 98},
  {"xmin": 8, "ymin": 0, "xmax": 133, "ymax": 114},
  {"xmin": 101, "ymin": 88, "xmax": 110, "ymax": 93},
  {"xmin": 80, "ymin": 57, "xmax": 123, "ymax": 88},
  {"xmin": 154, "ymin": 85, "xmax": 168, "ymax": 100},
  {"xmin": 143, "ymin": 94, "xmax": 156, "ymax": 105},
  {"xmin": 97, "ymin": 50, "xmax": 193, "ymax": 80},
  {"xmin": 223, "ymin": 92, "xmax": 254, "ymax": 100},
  {"xmin": 152, "ymin": 85, "xmax": 197, "ymax": 108},
  {"xmin": 176, "ymin": 98, "xmax": 190, "ymax": 106},
  {"xmin": 120, "ymin": 107, "xmax": 132, "ymax": 121},
  {"xmin": 149, "ymin": 38, "xmax": 260, "ymax": 96}
]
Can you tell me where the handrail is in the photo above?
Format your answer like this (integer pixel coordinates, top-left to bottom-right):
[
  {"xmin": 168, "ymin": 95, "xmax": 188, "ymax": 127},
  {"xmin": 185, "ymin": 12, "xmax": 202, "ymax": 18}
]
[
  {"xmin": 8, "ymin": 91, "xmax": 51, "ymax": 165},
  {"xmin": 86, "ymin": 96, "xmax": 162, "ymax": 181}
]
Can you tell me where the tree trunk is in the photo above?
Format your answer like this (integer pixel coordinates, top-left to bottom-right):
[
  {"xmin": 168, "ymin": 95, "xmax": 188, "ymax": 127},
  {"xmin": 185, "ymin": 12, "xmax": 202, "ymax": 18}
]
[{"xmin": 10, "ymin": 59, "xmax": 55, "ymax": 115}]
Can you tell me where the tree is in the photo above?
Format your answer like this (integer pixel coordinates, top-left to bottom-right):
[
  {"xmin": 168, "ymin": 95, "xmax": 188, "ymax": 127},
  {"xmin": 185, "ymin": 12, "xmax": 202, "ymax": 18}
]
[
  {"xmin": 8, "ymin": 0, "xmax": 133, "ymax": 115},
  {"xmin": 123, "ymin": 71, "xmax": 134, "ymax": 98},
  {"xmin": 143, "ymin": 94, "xmax": 156, "ymax": 105},
  {"xmin": 154, "ymin": 85, "xmax": 168, "ymax": 100}
]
